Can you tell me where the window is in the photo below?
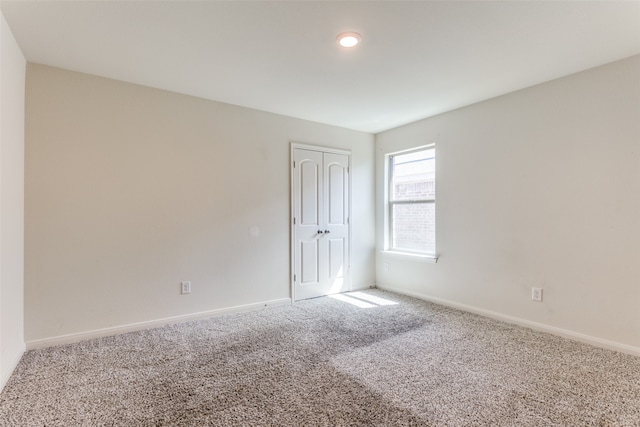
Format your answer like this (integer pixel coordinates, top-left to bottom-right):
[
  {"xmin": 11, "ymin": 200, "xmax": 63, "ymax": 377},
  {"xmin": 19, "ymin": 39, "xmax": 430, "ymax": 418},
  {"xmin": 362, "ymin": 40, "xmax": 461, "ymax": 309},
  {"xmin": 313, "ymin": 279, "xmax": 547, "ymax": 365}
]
[{"xmin": 388, "ymin": 146, "xmax": 435, "ymax": 256}]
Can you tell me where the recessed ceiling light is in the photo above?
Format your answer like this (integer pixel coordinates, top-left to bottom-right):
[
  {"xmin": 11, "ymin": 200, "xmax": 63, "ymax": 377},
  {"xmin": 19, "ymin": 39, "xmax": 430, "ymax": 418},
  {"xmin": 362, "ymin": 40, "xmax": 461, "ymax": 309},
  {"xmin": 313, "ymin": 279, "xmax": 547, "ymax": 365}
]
[{"xmin": 337, "ymin": 32, "xmax": 362, "ymax": 48}]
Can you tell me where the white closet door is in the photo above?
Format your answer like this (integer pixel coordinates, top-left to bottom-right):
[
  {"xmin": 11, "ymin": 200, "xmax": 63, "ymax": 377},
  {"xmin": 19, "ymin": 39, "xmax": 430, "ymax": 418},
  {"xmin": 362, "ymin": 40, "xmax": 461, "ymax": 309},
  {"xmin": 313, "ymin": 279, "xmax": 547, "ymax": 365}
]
[
  {"xmin": 292, "ymin": 147, "xmax": 350, "ymax": 301},
  {"xmin": 323, "ymin": 152, "xmax": 349, "ymax": 296}
]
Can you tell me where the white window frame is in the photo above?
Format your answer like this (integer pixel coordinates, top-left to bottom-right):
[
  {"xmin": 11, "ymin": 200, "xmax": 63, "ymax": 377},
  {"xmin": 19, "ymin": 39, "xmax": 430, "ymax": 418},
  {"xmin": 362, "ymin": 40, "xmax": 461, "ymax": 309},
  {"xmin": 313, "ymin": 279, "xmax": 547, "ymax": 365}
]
[{"xmin": 384, "ymin": 144, "xmax": 437, "ymax": 262}]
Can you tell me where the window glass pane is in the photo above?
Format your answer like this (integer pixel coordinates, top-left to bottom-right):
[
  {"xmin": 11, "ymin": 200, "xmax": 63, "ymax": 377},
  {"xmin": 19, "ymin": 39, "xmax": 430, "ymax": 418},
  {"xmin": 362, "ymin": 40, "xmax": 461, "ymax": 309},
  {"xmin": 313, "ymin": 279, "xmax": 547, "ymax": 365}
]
[
  {"xmin": 391, "ymin": 148, "xmax": 435, "ymax": 201},
  {"xmin": 391, "ymin": 202, "xmax": 435, "ymax": 254}
]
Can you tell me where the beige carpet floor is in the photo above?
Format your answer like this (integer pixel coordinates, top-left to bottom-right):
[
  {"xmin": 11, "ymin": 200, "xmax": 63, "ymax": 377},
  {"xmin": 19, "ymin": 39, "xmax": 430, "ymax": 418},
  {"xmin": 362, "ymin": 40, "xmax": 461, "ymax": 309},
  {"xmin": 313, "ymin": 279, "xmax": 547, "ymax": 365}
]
[{"xmin": 1, "ymin": 289, "xmax": 639, "ymax": 426}]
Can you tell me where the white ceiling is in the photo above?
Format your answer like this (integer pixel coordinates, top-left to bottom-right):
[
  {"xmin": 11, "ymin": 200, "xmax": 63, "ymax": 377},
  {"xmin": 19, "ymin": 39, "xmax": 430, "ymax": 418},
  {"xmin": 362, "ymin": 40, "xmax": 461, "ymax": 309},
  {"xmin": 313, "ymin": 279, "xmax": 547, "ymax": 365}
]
[{"xmin": 1, "ymin": 1, "xmax": 639, "ymax": 133}]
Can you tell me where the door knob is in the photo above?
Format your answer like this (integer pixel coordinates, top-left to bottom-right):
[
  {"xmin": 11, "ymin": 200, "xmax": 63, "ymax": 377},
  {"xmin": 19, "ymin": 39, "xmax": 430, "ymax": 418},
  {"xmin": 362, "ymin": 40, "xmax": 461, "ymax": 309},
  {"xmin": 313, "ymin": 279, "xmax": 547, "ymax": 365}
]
[
  {"xmin": 317, "ymin": 230, "xmax": 324, "ymax": 234},
  {"xmin": 324, "ymin": 230, "xmax": 330, "ymax": 234}
]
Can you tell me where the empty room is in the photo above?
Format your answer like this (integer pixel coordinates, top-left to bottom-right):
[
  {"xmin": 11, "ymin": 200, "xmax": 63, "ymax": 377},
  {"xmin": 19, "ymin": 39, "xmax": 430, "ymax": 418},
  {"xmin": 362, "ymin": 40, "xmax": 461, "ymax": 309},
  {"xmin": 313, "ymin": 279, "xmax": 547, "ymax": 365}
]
[{"xmin": 1, "ymin": 1, "xmax": 639, "ymax": 425}]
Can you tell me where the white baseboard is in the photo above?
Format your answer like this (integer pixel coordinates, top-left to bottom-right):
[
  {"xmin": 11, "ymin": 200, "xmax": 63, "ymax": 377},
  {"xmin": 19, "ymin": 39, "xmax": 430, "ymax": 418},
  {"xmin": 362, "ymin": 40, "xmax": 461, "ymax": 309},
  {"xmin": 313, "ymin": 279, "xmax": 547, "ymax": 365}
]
[
  {"xmin": 25, "ymin": 297, "xmax": 292, "ymax": 350},
  {"xmin": 376, "ymin": 284, "xmax": 640, "ymax": 357},
  {"xmin": 1, "ymin": 343, "xmax": 26, "ymax": 392}
]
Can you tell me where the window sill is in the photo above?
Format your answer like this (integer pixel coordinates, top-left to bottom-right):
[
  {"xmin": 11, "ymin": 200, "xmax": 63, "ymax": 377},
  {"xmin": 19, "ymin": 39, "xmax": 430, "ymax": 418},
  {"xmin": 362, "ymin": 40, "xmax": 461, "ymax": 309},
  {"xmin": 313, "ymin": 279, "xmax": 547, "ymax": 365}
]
[{"xmin": 380, "ymin": 251, "xmax": 438, "ymax": 263}]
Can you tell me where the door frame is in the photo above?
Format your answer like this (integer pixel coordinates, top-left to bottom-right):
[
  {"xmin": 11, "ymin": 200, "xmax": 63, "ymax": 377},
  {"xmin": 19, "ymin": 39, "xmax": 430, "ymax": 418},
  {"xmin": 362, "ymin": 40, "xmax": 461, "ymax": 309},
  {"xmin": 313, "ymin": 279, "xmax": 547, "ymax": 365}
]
[{"xmin": 290, "ymin": 142, "xmax": 352, "ymax": 302}]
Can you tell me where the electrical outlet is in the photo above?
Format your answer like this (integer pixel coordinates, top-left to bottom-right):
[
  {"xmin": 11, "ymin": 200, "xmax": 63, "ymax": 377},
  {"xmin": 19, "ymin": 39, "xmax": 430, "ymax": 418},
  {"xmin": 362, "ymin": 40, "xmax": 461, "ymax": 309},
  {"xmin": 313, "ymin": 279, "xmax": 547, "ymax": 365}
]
[
  {"xmin": 531, "ymin": 287, "xmax": 543, "ymax": 302},
  {"xmin": 181, "ymin": 281, "xmax": 191, "ymax": 295},
  {"xmin": 383, "ymin": 263, "xmax": 390, "ymax": 272}
]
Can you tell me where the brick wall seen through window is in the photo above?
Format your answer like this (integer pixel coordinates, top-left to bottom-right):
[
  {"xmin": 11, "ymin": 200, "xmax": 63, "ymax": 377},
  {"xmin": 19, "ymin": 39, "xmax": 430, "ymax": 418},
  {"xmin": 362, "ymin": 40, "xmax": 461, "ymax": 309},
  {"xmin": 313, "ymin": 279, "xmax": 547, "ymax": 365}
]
[{"xmin": 389, "ymin": 147, "xmax": 435, "ymax": 255}]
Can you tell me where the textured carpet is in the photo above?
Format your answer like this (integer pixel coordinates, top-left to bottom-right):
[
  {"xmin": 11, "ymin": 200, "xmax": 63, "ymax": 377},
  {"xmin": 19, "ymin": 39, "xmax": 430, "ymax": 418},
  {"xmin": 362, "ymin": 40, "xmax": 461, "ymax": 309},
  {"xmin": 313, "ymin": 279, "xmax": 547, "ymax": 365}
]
[{"xmin": 1, "ymin": 289, "xmax": 640, "ymax": 426}]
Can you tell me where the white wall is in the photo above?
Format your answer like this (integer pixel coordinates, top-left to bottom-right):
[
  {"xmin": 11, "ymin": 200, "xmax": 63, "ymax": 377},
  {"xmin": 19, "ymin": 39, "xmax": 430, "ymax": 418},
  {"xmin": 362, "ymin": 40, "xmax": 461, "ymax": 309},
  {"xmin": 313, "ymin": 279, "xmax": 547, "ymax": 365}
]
[
  {"xmin": 376, "ymin": 55, "xmax": 640, "ymax": 353},
  {"xmin": 25, "ymin": 64, "xmax": 375, "ymax": 344},
  {"xmin": 21, "ymin": 51, "xmax": 639, "ymax": 354},
  {"xmin": 0, "ymin": 11, "xmax": 26, "ymax": 390}
]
